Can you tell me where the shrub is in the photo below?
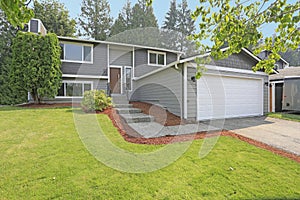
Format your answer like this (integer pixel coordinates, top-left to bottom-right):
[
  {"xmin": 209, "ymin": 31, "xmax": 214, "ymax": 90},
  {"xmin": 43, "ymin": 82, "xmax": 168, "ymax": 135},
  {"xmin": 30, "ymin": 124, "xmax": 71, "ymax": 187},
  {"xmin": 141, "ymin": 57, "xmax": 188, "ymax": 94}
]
[{"xmin": 81, "ymin": 90, "xmax": 112, "ymax": 112}]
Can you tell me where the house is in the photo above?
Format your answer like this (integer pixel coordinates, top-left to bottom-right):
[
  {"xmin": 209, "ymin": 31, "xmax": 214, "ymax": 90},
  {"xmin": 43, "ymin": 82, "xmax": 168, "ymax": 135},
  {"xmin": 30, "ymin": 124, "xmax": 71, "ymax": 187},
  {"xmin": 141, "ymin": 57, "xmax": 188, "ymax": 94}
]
[
  {"xmin": 28, "ymin": 19, "xmax": 270, "ymax": 121},
  {"xmin": 258, "ymin": 50, "xmax": 290, "ymax": 70},
  {"xmin": 269, "ymin": 67, "xmax": 300, "ymax": 112}
]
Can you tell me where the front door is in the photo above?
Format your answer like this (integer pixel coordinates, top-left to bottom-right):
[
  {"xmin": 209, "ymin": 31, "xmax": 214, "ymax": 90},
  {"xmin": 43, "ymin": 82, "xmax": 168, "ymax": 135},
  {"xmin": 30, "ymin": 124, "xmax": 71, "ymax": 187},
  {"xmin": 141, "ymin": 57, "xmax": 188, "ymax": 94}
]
[{"xmin": 110, "ymin": 68, "xmax": 121, "ymax": 94}]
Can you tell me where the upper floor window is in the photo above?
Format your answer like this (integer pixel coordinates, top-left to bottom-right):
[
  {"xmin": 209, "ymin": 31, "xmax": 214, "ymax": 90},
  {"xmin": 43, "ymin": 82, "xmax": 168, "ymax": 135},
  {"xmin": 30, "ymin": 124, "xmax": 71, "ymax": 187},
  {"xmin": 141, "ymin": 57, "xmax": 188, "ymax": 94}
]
[
  {"xmin": 148, "ymin": 50, "xmax": 166, "ymax": 66},
  {"xmin": 60, "ymin": 42, "xmax": 93, "ymax": 64}
]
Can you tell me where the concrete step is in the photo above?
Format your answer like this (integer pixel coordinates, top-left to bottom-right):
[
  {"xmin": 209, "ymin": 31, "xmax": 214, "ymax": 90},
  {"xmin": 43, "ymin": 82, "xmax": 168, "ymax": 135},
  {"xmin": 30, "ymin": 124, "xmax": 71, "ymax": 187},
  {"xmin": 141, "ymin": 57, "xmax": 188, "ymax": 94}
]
[
  {"xmin": 115, "ymin": 108, "xmax": 142, "ymax": 114},
  {"xmin": 112, "ymin": 95, "xmax": 129, "ymax": 104},
  {"xmin": 120, "ymin": 113, "xmax": 154, "ymax": 123},
  {"xmin": 114, "ymin": 104, "xmax": 133, "ymax": 108}
]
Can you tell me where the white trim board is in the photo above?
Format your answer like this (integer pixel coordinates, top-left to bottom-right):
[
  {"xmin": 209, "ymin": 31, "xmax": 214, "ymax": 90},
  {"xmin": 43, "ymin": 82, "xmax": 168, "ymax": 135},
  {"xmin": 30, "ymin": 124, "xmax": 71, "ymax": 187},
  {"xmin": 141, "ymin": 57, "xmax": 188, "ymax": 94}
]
[
  {"xmin": 187, "ymin": 63, "xmax": 267, "ymax": 76},
  {"xmin": 180, "ymin": 47, "xmax": 261, "ymax": 63},
  {"xmin": 62, "ymin": 74, "xmax": 108, "ymax": 79},
  {"xmin": 58, "ymin": 36, "xmax": 183, "ymax": 54},
  {"xmin": 183, "ymin": 63, "xmax": 188, "ymax": 119},
  {"xmin": 133, "ymin": 61, "xmax": 179, "ymax": 81}
]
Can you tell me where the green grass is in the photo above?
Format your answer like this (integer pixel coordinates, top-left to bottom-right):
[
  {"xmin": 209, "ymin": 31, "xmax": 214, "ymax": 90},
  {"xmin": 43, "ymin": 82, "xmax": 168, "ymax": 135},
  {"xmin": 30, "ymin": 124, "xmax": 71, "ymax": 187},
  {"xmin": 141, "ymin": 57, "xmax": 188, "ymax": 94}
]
[
  {"xmin": 0, "ymin": 107, "xmax": 299, "ymax": 199},
  {"xmin": 267, "ymin": 112, "xmax": 300, "ymax": 122}
]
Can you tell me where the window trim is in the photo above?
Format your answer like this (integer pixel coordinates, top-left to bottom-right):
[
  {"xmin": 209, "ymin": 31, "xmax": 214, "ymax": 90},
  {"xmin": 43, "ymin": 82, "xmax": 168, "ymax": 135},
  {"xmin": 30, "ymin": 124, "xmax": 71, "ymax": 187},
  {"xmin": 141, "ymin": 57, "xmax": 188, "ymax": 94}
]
[
  {"xmin": 56, "ymin": 80, "xmax": 93, "ymax": 98},
  {"xmin": 124, "ymin": 66, "xmax": 133, "ymax": 91},
  {"xmin": 60, "ymin": 41, "xmax": 94, "ymax": 64},
  {"xmin": 148, "ymin": 50, "xmax": 166, "ymax": 66}
]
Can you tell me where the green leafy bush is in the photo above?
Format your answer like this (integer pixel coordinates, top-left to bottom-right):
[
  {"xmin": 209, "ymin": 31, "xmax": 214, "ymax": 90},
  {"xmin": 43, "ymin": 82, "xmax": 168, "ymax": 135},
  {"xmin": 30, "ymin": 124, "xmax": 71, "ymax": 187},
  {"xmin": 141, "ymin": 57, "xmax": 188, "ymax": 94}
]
[{"xmin": 81, "ymin": 90, "xmax": 112, "ymax": 112}]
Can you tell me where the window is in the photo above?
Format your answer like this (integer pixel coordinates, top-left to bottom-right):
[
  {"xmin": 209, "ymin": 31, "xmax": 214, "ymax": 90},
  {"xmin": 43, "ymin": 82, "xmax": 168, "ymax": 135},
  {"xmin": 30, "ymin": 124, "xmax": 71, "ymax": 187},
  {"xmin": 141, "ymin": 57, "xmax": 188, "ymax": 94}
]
[
  {"xmin": 57, "ymin": 81, "xmax": 93, "ymax": 97},
  {"xmin": 125, "ymin": 67, "xmax": 132, "ymax": 91},
  {"xmin": 148, "ymin": 51, "xmax": 166, "ymax": 66},
  {"xmin": 60, "ymin": 42, "xmax": 93, "ymax": 63}
]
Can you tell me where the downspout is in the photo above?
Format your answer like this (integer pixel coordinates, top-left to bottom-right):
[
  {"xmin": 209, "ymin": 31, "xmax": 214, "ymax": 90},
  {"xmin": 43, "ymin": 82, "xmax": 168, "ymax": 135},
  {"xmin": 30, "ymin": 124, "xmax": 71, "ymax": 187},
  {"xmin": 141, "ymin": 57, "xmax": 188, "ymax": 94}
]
[{"xmin": 183, "ymin": 62, "xmax": 188, "ymax": 119}]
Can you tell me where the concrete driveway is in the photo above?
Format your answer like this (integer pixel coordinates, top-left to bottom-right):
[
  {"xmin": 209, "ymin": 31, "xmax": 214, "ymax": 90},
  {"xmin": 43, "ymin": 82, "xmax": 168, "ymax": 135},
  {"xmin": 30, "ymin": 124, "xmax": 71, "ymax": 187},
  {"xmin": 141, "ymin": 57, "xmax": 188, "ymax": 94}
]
[{"xmin": 218, "ymin": 117, "xmax": 300, "ymax": 156}]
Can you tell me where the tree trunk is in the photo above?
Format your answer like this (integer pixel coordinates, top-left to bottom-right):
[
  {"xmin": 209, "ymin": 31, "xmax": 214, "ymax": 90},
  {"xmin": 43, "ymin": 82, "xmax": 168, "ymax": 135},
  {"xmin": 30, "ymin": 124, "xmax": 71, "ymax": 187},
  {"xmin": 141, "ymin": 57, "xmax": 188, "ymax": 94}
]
[{"xmin": 31, "ymin": 89, "xmax": 40, "ymax": 105}]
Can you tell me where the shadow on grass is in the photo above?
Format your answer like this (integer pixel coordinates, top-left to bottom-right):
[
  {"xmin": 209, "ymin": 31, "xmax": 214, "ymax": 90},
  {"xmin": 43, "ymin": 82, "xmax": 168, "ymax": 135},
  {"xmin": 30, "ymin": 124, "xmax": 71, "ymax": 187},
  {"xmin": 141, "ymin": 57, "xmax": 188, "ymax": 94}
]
[{"xmin": 0, "ymin": 106, "xmax": 74, "ymax": 112}]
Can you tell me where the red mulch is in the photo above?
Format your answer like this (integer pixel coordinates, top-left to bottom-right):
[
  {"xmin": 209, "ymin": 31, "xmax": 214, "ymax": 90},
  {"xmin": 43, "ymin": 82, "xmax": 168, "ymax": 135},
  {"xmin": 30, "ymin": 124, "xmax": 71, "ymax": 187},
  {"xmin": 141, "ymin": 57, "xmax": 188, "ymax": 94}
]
[
  {"xmin": 103, "ymin": 107, "xmax": 300, "ymax": 164},
  {"xmin": 130, "ymin": 101, "xmax": 187, "ymax": 126},
  {"xmin": 19, "ymin": 103, "xmax": 81, "ymax": 108}
]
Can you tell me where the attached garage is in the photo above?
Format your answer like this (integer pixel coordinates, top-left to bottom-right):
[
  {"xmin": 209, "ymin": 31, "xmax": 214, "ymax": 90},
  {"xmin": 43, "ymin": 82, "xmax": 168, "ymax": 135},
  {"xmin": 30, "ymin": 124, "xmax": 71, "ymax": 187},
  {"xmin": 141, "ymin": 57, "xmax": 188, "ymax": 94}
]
[{"xmin": 197, "ymin": 74, "xmax": 264, "ymax": 120}]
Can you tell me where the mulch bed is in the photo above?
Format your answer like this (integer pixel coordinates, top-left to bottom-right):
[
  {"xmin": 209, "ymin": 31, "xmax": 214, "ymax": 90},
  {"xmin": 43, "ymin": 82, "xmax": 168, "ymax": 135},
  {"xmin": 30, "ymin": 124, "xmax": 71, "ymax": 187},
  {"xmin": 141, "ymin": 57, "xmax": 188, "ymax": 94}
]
[
  {"xmin": 18, "ymin": 102, "xmax": 300, "ymax": 163},
  {"xmin": 130, "ymin": 101, "xmax": 188, "ymax": 126},
  {"xmin": 104, "ymin": 106, "xmax": 300, "ymax": 164}
]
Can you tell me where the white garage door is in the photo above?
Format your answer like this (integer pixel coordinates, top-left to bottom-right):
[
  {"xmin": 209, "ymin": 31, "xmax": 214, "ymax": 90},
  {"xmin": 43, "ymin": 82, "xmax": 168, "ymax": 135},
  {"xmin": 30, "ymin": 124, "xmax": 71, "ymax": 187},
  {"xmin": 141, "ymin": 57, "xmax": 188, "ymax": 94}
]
[{"xmin": 197, "ymin": 74, "xmax": 263, "ymax": 120}]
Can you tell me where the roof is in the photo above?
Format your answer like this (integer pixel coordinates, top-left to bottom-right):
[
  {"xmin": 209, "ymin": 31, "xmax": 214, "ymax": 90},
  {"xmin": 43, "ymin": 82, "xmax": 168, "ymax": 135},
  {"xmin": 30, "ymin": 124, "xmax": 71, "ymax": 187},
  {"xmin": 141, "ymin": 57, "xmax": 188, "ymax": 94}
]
[
  {"xmin": 270, "ymin": 67, "xmax": 300, "ymax": 81},
  {"xmin": 57, "ymin": 36, "xmax": 184, "ymax": 55},
  {"xmin": 179, "ymin": 47, "xmax": 261, "ymax": 63},
  {"xmin": 258, "ymin": 50, "xmax": 289, "ymax": 65}
]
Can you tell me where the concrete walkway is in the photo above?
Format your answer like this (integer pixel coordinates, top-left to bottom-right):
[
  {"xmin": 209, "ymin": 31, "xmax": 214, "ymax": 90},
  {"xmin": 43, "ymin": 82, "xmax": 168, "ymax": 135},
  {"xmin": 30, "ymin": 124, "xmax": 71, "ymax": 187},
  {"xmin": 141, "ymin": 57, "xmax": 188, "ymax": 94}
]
[
  {"xmin": 207, "ymin": 117, "xmax": 300, "ymax": 156},
  {"xmin": 129, "ymin": 122, "xmax": 220, "ymax": 138},
  {"xmin": 128, "ymin": 116, "xmax": 300, "ymax": 156}
]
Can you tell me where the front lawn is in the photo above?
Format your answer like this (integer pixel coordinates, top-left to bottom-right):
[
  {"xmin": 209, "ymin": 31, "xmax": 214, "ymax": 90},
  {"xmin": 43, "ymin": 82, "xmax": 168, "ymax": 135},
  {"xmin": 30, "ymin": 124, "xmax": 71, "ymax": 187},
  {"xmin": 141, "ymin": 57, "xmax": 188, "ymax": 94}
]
[
  {"xmin": 267, "ymin": 112, "xmax": 300, "ymax": 122},
  {"xmin": 0, "ymin": 107, "xmax": 299, "ymax": 199}
]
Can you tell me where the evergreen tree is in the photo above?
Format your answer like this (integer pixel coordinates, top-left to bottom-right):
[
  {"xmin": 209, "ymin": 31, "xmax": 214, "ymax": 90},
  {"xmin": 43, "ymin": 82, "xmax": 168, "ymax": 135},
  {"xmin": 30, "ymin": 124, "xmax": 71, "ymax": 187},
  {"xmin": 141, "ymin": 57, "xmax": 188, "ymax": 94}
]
[
  {"xmin": 280, "ymin": 49, "xmax": 300, "ymax": 66},
  {"xmin": 11, "ymin": 32, "xmax": 62, "ymax": 104},
  {"xmin": 110, "ymin": 0, "xmax": 132, "ymax": 36},
  {"xmin": 79, "ymin": 0, "xmax": 113, "ymax": 40},
  {"xmin": 162, "ymin": 0, "xmax": 177, "ymax": 30},
  {"xmin": 176, "ymin": 0, "xmax": 196, "ymax": 53},
  {"xmin": 130, "ymin": 0, "xmax": 158, "ymax": 29},
  {"xmin": 0, "ymin": 11, "xmax": 27, "ymax": 105},
  {"xmin": 161, "ymin": 0, "xmax": 196, "ymax": 55},
  {"xmin": 33, "ymin": 0, "xmax": 76, "ymax": 37}
]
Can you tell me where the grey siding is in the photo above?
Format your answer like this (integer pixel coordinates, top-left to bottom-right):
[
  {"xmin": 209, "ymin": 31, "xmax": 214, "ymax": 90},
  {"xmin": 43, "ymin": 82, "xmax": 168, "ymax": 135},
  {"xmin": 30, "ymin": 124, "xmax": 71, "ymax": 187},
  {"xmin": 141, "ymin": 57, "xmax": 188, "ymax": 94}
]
[
  {"xmin": 211, "ymin": 51, "xmax": 258, "ymax": 70},
  {"xmin": 134, "ymin": 64, "xmax": 161, "ymax": 77},
  {"xmin": 187, "ymin": 67, "xmax": 197, "ymax": 119},
  {"xmin": 166, "ymin": 52, "xmax": 178, "ymax": 64},
  {"xmin": 134, "ymin": 49, "xmax": 178, "ymax": 77},
  {"xmin": 130, "ymin": 67, "xmax": 183, "ymax": 117},
  {"xmin": 110, "ymin": 49, "xmax": 132, "ymax": 66},
  {"xmin": 61, "ymin": 43, "xmax": 108, "ymax": 76}
]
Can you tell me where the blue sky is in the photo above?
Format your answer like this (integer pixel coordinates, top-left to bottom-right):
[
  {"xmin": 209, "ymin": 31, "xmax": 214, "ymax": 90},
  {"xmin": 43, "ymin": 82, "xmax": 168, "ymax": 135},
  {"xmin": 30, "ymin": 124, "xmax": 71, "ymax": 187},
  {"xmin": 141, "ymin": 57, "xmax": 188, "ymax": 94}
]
[{"xmin": 57, "ymin": 0, "xmax": 297, "ymax": 38}]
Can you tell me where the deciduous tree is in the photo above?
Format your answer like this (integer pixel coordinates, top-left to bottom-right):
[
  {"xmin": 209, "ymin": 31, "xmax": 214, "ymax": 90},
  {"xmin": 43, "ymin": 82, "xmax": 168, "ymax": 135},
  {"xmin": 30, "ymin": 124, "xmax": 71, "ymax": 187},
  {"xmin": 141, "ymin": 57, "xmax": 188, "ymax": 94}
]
[
  {"xmin": 33, "ymin": 0, "xmax": 76, "ymax": 37},
  {"xmin": 0, "ymin": 0, "xmax": 33, "ymax": 27},
  {"xmin": 148, "ymin": 0, "xmax": 300, "ymax": 74}
]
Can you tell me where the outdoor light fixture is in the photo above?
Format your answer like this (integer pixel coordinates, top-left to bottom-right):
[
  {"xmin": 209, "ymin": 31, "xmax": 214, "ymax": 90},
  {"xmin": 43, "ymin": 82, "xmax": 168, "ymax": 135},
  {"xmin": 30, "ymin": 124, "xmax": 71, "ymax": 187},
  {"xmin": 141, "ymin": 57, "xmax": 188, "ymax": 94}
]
[{"xmin": 191, "ymin": 76, "xmax": 196, "ymax": 82}]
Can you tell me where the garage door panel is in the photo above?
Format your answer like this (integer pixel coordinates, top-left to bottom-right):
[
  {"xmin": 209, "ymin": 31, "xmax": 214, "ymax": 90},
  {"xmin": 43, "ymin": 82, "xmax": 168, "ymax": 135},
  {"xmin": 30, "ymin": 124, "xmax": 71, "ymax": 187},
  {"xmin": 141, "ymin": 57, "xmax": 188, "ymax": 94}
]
[{"xmin": 197, "ymin": 74, "xmax": 263, "ymax": 120}]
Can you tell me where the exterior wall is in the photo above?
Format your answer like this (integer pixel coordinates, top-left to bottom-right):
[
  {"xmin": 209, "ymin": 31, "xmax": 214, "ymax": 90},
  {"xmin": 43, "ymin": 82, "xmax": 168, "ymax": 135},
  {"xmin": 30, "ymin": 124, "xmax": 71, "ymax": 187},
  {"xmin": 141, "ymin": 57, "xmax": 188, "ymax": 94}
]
[
  {"xmin": 110, "ymin": 47, "xmax": 132, "ymax": 66},
  {"xmin": 211, "ymin": 51, "xmax": 258, "ymax": 71},
  {"xmin": 61, "ymin": 43, "xmax": 108, "ymax": 76},
  {"xmin": 186, "ymin": 65, "xmax": 269, "ymax": 119},
  {"xmin": 134, "ymin": 49, "xmax": 178, "ymax": 77},
  {"xmin": 43, "ymin": 78, "xmax": 108, "ymax": 103},
  {"xmin": 130, "ymin": 67, "xmax": 183, "ymax": 117},
  {"xmin": 186, "ymin": 67, "xmax": 198, "ymax": 119}
]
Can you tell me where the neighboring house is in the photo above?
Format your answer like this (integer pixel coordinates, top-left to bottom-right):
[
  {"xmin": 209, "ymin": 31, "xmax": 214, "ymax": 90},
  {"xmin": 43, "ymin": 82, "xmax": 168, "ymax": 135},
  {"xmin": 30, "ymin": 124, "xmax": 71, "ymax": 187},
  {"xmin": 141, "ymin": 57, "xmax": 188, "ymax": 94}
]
[
  {"xmin": 258, "ymin": 50, "xmax": 290, "ymax": 70},
  {"xmin": 269, "ymin": 67, "xmax": 300, "ymax": 112},
  {"xmin": 27, "ymin": 19, "xmax": 270, "ymax": 121}
]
